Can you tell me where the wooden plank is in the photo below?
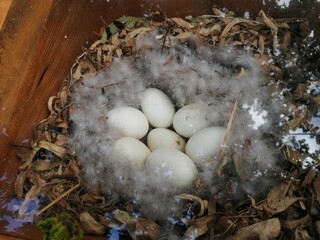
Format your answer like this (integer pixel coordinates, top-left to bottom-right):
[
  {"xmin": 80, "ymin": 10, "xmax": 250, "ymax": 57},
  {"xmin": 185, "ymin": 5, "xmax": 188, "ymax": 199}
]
[
  {"xmin": 0, "ymin": 0, "xmax": 13, "ymax": 30},
  {"xmin": 0, "ymin": 0, "xmax": 102, "ymax": 239},
  {"xmin": 0, "ymin": 2, "xmax": 54, "ymax": 239},
  {"xmin": 0, "ymin": 234, "xmax": 26, "ymax": 240}
]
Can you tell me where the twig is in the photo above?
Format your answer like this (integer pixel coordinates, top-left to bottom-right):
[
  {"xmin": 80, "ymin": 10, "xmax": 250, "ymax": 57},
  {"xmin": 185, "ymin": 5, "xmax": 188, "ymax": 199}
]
[{"xmin": 37, "ymin": 183, "xmax": 80, "ymax": 215}]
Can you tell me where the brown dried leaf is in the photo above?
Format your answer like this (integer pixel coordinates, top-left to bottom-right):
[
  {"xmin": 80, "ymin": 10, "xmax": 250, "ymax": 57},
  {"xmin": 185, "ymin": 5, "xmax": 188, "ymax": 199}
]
[
  {"xmin": 217, "ymin": 100, "xmax": 238, "ymax": 176},
  {"xmin": 176, "ymin": 193, "xmax": 207, "ymax": 217},
  {"xmin": 230, "ymin": 218, "xmax": 281, "ymax": 240},
  {"xmin": 184, "ymin": 215, "xmax": 216, "ymax": 239},
  {"xmin": 135, "ymin": 218, "xmax": 161, "ymax": 240},
  {"xmin": 295, "ymin": 228, "xmax": 312, "ymax": 240},
  {"xmin": 102, "ymin": 44, "xmax": 116, "ymax": 52},
  {"xmin": 259, "ymin": 11, "xmax": 278, "ymax": 33},
  {"xmin": 313, "ymin": 173, "xmax": 320, "ymax": 204},
  {"xmin": 30, "ymin": 160, "xmax": 61, "ymax": 171},
  {"xmin": 212, "ymin": 8, "xmax": 226, "ymax": 18},
  {"xmin": 258, "ymin": 34, "xmax": 265, "ymax": 56},
  {"xmin": 58, "ymin": 85, "xmax": 69, "ymax": 107},
  {"xmin": 69, "ymin": 160, "xmax": 81, "ymax": 182},
  {"xmin": 111, "ymin": 32, "xmax": 120, "ymax": 47},
  {"xmin": 281, "ymin": 214, "xmax": 311, "ymax": 229},
  {"xmin": 211, "ymin": 24, "xmax": 221, "ymax": 36},
  {"xmin": 54, "ymin": 134, "xmax": 68, "ymax": 146},
  {"xmin": 171, "ymin": 18, "xmax": 194, "ymax": 30},
  {"xmin": 221, "ymin": 19, "xmax": 257, "ymax": 39},
  {"xmin": 89, "ymin": 39, "xmax": 102, "ymax": 50},
  {"xmin": 282, "ymin": 145, "xmax": 307, "ymax": 165},
  {"xmin": 125, "ymin": 27, "xmax": 152, "ymax": 41},
  {"xmin": 266, "ymin": 182, "xmax": 290, "ymax": 206},
  {"xmin": 302, "ymin": 168, "xmax": 317, "ymax": 187},
  {"xmin": 14, "ymin": 171, "xmax": 45, "ymax": 200},
  {"xmin": 288, "ymin": 109, "xmax": 309, "ymax": 130},
  {"xmin": 259, "ymin": 11, "xmax": 279, "ymax": 54},
  {"xmin": 175, "ymin": 31, "xmax": 193, "ymax": 42},
  {"xmin": 214, "ymin": 216, "xmax": 236, "ymax": 238},
  {"xmin": 37, "ymin": 140, "xmax": 68, "ymax": 158},
  {"xmin": 281, "ymin": 31, "xmax": 291, "ymax": 52},
  {"xmin": 313, "ymin": 95, "xmax": 320, "ymax": 108},
  {"xmin": 48, "ymin": 96, "xmax": 59, "ymax": 113},
  {"xmin": 79, "ymin": 212, "xmax": 106, "ymax": 235},
  {"xmin": 16, "ymin": 146, "xmax": 40, "ymax": 170},
  {"xmin": 115, "ymin": 48, "xmax": 123, "ymax": 58},
  {"xmin": 266, "ymin": 182, "xmax": 303, "ymax": 214},
  {"xmin": 293, "ymin": 84, "xmax": 309, "ymax": 101}
]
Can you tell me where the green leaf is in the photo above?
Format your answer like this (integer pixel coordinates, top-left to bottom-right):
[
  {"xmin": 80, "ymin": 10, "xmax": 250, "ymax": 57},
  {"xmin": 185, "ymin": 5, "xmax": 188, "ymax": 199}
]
[{"xmin": 37, "ymin": 214, "xmax": 84, "ymax": 240}]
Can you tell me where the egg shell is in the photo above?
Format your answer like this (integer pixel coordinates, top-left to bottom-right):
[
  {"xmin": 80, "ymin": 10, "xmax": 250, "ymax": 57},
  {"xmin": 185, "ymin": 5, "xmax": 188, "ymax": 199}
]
[
  {"xmin": 147, "ymin": 128, "xmax": 186, "ymax": 152},
  {"xmin": 107, "ymin": 106, "xmax": 149, "ymax": 139},
  {"xmin": 173, "ymin": 103, "xmax": 210, "ymax": 138},
  {"xmin": 111, "ymin": 137, "xmax": 151, "ymax": 168},
  {"xmin": 185, "ymin": 126, "xmax": 226, "ymax": 165},
  {"xmin": 145, "ymin": 148, "xmax": 198, "ymax": 189},
  {"xmin": 141, "ymin": 88, "xmax": 175, "ymax": 128}
]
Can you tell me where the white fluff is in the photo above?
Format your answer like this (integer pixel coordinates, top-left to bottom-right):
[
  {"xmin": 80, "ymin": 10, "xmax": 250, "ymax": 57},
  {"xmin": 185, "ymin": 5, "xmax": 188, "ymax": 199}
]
[{"xmin": 69, "ymin": 31, "xmax": 286, "ymax": 219}]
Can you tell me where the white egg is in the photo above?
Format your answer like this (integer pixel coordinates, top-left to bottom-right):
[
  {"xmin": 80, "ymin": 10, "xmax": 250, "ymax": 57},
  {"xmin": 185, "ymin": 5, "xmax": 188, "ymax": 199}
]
[
  {"xmin": 107, "ymin": 106, "xmax": 149, "ymax": 139},
  {"xmin": 185, "ymin": 126, "xmax": 226, "ymax": 166},
  {"xmin": 141, "ymin": 88, "xmax": 175, "ymax": 128},
  {"xmin": 173, "ymin": 103, "xmax": 210, "ymax": 138},
  {"xmin": 111, "ymin": 137, "xmax": 151, "ymax": 168},
  {"xmin": 147, "ymin": 128, "xmax": 186, "ymax": 152},
  {"xmin": 145, "ymin": 148, "xmax": 198, "ymax": 189}
]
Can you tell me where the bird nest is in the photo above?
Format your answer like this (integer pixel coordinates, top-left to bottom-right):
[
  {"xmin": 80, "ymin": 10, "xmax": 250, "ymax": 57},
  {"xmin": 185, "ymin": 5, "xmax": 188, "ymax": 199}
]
[{"xmin": 14, "ymin": 8, "xmax": 320, "ymax": 240}]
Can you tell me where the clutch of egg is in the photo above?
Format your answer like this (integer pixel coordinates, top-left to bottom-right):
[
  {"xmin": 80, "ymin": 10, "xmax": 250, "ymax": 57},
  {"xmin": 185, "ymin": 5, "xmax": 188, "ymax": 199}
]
[{"xmin": 108, "ymin": 88, "xmax": 226, "ymax": 190}]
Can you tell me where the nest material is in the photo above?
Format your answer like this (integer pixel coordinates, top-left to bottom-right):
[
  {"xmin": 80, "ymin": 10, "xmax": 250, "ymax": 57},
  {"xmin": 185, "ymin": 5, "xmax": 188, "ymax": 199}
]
[{"xmin": 14, "ymin": 8, "xmax": 320, "ymax": 239}]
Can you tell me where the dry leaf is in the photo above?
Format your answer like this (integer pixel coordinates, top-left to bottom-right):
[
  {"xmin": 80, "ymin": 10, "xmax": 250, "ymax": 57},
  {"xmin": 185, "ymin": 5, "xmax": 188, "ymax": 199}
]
[
  {"xmin": 264, "ymin": 182, "xmax": 303, "ymax": 215},
  {"xmin": 282, "ymin": 145, "xmax": 307, "ymax": 165},
  {"xmin": 230, "ymin": 218, "xmax": 281, "ymax": 240},
  {"xmin": 135, "ymin": 218, "xmax": 161, "ymax": 240},
  {"xmin": 111, "ymin": 32, "xmax": 120, "ymax": 47},
  {"xmin": 125, "ymin": 27, "xmax": 152, "ymax": 41},
  {"xmin": 171, "ymin": 18, "xmax": 194, "ymax": 30},
  {"xmin": 30, "ymin": 160, "xmax": 61, "ymax": 171},
  {"xmin": 214, "ymin": 216, "xmax": 236, "ymax": 238},
  {"xmin": 176, "ymin": 193, "xmax": 208, "ymax": 217},
  {"xmin": 288, "ymin": 109, "xmax": 309, "ymax": 130},
  {"xmin": 217, "ymin": 100, "xmax": 238, "ymax": 176},
  {"xmin": 266, "ymin": 181, "xmax": 289, "ymax": 206},
  {"xmin": 295, "ymin": 228, "xmax": 312, "ymax": 240},
  {"xmin": 184, "ymin": 215, "xmax": 216, "ymax": 239},
  {"xmin": 281, "ymin": 214, "xmax": 310, "ymax": 229},
  {"xmin": 313, "ymin": 95, "xmax": 320, "ymax": 108},
  {"xmin": 212, "ymin": 8, "xmax": 226, "ymax": 18},
  {"xmin": 175, "ymin": 31, "xmax": 193, "ymax": 42},
  {"xmin": 14, "ymin": 171, "xmax": 45, "ymax": 200},
  {"xmin": 16, "ymin": 146, "xmax": 40, "ymax": 170},
  {"xmin": 37, "ymin": 140, "xmax": 68, "ymax": 158},
  {"xmin": 302, "ymin": 168, "xmax": 317, "ymax": 187},
  {"xmin": 281, "ymin": 30, "xmax": 291, "ymax": 52},
  {"xmin": 293, "ymin": 84, "xmax": 309, "ymax": 101},
  {"xmin": 102, "ymin": 44, "xmax": 116, "ymax": 52},
  {"xmin": 313, "ymin": 173, "xmax": 320, "ymax": 204},
  {"xmin": 79, "ymin": 212, "xmax": 106, "ymax": 235}
]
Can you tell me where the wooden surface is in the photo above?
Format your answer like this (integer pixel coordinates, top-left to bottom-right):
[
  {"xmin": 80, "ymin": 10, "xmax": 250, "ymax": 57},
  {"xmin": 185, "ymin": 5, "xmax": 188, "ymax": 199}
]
[{"xmin": 0, "ymin": 0, "xmax": 318, "ymax": 239}]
